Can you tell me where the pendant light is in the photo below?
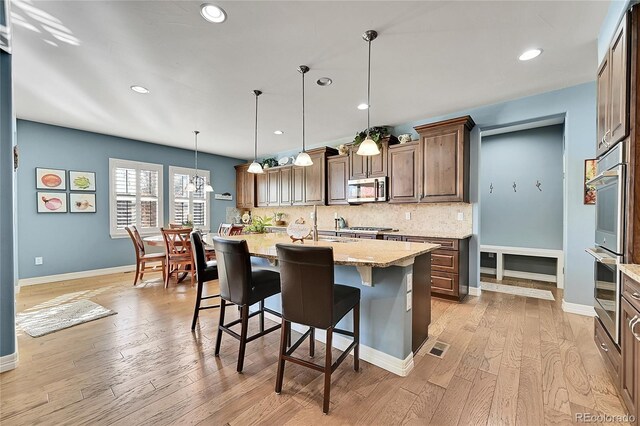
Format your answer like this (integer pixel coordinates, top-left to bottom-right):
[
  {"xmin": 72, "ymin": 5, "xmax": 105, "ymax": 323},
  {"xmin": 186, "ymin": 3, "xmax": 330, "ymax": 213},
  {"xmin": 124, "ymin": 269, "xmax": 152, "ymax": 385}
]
[
  {"xmin": 185, "ymin": 130, "xmax": 214, "ymax": 193},
  {"xmin": 247, "ymin": 90, "xmax": 264, "ymax": 174},
  {"xmin": 294, "ymin": 65, "xmax": 313, "ymax": 167},
  {"xmin": 356, "ymin": 30, "xmax": 380, "ymax": 156}
]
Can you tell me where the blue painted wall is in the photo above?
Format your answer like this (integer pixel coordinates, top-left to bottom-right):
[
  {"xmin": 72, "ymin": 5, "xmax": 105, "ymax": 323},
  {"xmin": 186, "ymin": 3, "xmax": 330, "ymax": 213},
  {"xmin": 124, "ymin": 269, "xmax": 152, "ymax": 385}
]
[
  {"xmin": 16, "ymin": 120, "xmax": 245, "ymax": 279},
  {"xmin": 0, "ymin": 4, "xmax": 16, "ymax": 359},
  {"xmin": 480, "ymin": 124, "xmax": 564, "ymax": 249},
  {"xmin": 393, "ymin": 82, "xmax": 596, "ymax": 306}
]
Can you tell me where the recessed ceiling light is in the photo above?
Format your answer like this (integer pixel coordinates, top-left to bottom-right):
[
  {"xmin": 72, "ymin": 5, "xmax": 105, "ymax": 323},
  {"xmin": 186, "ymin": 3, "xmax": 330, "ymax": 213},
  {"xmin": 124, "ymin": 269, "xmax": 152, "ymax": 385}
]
[
  {"xmin": 357, "ymin": 103, "xmax": 369, "ymax": 110},
  {"xmin": 317, "ymin": 77, "xmax": 332, "ymax": 86},
  {"xmin": 200, "ymin": 3, "xmax": 227, "ymax": 23},
  {"xmin": 274, "ymin": 130, "xmax": 284, "ymax": 135},
  {"xmin": 130, "ymin": 85, "xmax": 150, "ymax": 94},
  {"xmin": 519, "ymin": 48, "xmax": 542, "ymax": 61}
]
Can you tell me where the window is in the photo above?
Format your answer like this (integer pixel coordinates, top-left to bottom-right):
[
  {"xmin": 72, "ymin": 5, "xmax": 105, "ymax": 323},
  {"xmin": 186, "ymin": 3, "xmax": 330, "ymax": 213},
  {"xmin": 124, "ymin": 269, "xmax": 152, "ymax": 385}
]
[
  {"xmin": 169, "ymin": 166, "xmax": 210, "ymax": 230},
  {"xmin": 109, "ymin": 159, "xmax": 163, "ymax": 238}
]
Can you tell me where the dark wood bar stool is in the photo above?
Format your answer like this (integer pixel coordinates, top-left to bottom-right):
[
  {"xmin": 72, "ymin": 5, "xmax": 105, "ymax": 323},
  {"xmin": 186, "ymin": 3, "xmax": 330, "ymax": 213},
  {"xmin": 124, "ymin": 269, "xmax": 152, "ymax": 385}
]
[
  {"xmin": 190, "ymin": 232, "xmax": 220, "ymax": 330},
  {"xmin": 212, "ymin": 237, "xmax": 282, "ymax": 372},
  {"xmin": 274, "ymin": 244, "xmax": 360, "ymax": 414}
]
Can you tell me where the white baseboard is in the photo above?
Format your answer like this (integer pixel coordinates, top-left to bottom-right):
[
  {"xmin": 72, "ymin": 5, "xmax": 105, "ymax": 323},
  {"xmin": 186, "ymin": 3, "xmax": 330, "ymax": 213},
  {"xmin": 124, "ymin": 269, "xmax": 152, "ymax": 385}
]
[
  {"xmin": 562, "ymin": 300, "xmax": 596, "ymax": 317},
  {"xmin": 264, "ymin": 312, "xmax": 414, "ymax": 377},
  {"xmin": 18, "ymin": 265, "xmax": 136, "ymax": 287},
  {"xmin": 0, "ymin": 351, "xmax": 18, "ymax": 373},
  {"xmin": 480, "ymin": 267, "xmax": 556, "ymax": 284},
  {"xmin": 468, "ymin": 286, "xmax": 481, "ymax": 296}
]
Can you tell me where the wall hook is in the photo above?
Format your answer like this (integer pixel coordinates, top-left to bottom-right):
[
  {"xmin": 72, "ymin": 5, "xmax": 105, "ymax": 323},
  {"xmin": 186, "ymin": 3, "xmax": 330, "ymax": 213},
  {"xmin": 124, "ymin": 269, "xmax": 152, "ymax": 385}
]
[
  {"xmin": 490, "ymin": 183, "xmax": 493, "ymax": 194},
  {"xmin": 513, "ymin": 182, "xmax": 517, "ymax": 192},
  {"xmin": 536, "ymin": 180, "xmax": 542, "ymax": 191}
]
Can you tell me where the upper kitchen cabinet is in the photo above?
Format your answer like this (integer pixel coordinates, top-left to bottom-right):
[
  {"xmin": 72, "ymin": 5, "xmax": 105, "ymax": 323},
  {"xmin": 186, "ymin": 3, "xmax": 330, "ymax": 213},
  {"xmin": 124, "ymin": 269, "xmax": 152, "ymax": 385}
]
[
  {"xmin": 349, "ymin": 139, "xmax": 391, "ymax": 179},
  {"xmin": 415, "ymin": 116, "xmax": 474, "ymax": 203},
  {"xmin": 327, "ymin": 154, "xmax": 349, "ymax": 205},
  {"xmin": 304, "ymin": 147, "xmax": 337, "ymax": 205},
  {"xmin": 388, "ymin": 141, "xmax": 420, "ymax": 203},
  {"xmin": 291, "ymin": 166, "xmax": 305, "ymax": 205},
  {"xmin": 267, "ymin": 168, "xmax": 281, "ymax": 206},
  {"xmin": 234, "ymin": 164, "xmax": 255, "ymax": 209},
  {"xmin": 255, "ymin": 171, "xmax": 269, "ymax": 207},
  {"xmin": 597, "ymin": 14, "xmax": 630, "ymax": 157}
]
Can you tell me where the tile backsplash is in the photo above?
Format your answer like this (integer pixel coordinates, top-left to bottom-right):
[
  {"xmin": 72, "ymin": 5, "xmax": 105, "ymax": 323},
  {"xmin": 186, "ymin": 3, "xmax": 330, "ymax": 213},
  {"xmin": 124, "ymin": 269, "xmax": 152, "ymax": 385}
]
[{"xmin": 247, "ymin": 203, "xmax": 473, "ymax": 238}]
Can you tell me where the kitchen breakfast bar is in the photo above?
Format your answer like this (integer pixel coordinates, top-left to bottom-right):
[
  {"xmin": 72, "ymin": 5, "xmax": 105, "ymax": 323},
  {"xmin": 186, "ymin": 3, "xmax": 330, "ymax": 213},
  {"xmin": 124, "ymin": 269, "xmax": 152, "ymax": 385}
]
[{"xmin": 204, "ymin": 233, "xmax": 440, "ymax": 376}]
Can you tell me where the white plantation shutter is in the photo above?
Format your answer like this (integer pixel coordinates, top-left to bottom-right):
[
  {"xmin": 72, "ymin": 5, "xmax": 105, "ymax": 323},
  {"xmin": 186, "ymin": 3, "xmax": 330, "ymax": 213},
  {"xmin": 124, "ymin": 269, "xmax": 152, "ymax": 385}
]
[
  {"xmin": 109, "ymin": 159, "xmax": 164, "ymax": 237},
  {"xmin": 169, "ymin": 166, "xmax": 210, "ymax": 230}
]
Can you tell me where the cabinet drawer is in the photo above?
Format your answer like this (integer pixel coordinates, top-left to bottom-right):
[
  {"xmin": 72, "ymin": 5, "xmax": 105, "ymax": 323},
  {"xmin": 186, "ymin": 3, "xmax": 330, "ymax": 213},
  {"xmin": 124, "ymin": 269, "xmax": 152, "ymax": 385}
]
[
  {"xmin": 383, "ymin": 235, "xmax": 404, "ymax": 241},
  {"xmin": 622, "ymin": 274, "xmax": 640, "ymax": 313},
  {"xmin": 318, "ymin": 231, "xmax": 336, "ymax": 237},
  {"xmin": 431, "ymin": 270, "xmax": 458, "ymax": 296},
  {"xmin": 594, "ymin": 316, "xmax": 621, "ymax": 386},
  {"xmin": 404, "ymin": 236, "xmax": 458, "ymax": 251},
  {"xmin": 431, "ymin": 250, "xmax": 459, "ymax": 273}
]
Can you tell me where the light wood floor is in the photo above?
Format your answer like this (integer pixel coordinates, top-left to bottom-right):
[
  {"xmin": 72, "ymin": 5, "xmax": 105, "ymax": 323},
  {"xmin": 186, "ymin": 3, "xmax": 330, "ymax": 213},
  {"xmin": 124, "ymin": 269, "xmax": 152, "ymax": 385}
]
[{"xmin": 0, "ymin": 271, "xmax": 630, "ymax": 425}]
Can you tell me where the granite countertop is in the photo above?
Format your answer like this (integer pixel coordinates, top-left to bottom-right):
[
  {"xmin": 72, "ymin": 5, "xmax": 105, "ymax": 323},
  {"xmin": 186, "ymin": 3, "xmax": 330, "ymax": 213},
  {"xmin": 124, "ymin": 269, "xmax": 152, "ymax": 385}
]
[
  {"xmin": 620, "ymin": 264, "xmax": 640, "ymax": 283},
  {"xmin": 205, "ymin": 233, "xmax": 439, "ymax": 268},
  {"xmin": 265, "ymin": 225, "xmax": 472, "ymax": 240}
]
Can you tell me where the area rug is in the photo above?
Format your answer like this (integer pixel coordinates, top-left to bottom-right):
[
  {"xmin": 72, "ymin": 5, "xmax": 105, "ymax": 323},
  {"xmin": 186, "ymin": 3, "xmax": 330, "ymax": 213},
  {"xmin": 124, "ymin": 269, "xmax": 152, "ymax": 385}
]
[
  {"xmin": 479, "ymin": 281, "xmax": 555, "ymax": 301},
  {"xmin": 17, "ymin": 299, "xmax": 117, "ymax": 337}
]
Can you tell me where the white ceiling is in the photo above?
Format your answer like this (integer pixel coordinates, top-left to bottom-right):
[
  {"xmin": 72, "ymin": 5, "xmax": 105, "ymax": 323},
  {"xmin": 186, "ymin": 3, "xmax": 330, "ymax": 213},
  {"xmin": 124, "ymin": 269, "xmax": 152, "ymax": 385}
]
[{"xmin": 11, "ymin": 0, "xmax": 609, "ymax": 159}]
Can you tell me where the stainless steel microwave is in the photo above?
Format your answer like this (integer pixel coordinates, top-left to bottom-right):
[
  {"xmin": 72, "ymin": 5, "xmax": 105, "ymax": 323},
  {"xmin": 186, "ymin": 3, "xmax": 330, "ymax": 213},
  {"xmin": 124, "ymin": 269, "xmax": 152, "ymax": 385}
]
[{"xmin": 347, "ymin": 177, "xmax": 387, "ymax": 203}]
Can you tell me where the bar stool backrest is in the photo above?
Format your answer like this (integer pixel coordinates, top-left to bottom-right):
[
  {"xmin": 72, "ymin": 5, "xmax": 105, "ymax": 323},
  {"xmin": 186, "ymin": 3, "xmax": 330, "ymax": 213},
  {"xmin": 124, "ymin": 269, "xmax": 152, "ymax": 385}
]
[
  {"xmin": 276, "ymin": 244, "xmax": 335, "ymax": 329},
  {"xmin": 213, "ymin": 237, "xmax": 253, "ymax": 305}
]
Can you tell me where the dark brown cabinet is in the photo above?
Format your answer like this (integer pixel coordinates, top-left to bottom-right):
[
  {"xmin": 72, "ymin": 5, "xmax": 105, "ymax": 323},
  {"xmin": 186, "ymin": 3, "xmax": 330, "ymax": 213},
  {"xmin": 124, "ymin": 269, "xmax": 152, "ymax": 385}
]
[
  {"xmin": 327, "ymin": 155, "xmax": 349, "ymax": 205},
  {"xmin": 414, "ymin": 116, "xmax": 474, "ymax": 203},
  {"xmin": 597, "ymin": 14, "xmax": 629, "ymax": 156},
  {"xmin": 234, "ymin": 164, "xmax": 255, "ymax": 209},
  {"xmin": 621, "ymin": 273, "xmax": 640, "ymax": 424},
  {"xmin": 349, "ymin": 140, "xmax": 389, "ymax": 179},
  {"xmin": 255, "ymin": 172, "xmax": 269, "ymax": 207},
  {"xmin": 388, "ymin": 142, "xmax": 420, "ymax": 203},
  {"xmin": 247, "ymin": 147, "xmax": 337, "ymax": 207},
  {"xmin": 403, "ymin": 235, "xmax": 468, "ymax": 301},
  {"xmin": 267, "ymin": 169, "xmax": 280, "ymax": 206},
  {"xmin": 292, "ymin": 166, "xmax": 305, "ymax": 205},
  {"xmin": 280, "ymin": 167, "xmax": 292, "ymax": 206}
]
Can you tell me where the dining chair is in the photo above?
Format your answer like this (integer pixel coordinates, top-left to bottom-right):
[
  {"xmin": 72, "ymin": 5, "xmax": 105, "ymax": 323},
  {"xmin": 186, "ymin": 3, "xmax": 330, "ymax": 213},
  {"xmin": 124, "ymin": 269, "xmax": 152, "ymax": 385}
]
[
  {"xmin": 274, "ymin": 244, "xmax": 360, "ymax": 414},
  {"xmin": 190, "ymin": 231, "xmax": 220, "ymax": 330},
  {"xmin": 217, "ymin": 223, "xmax": 232, "ymax": 236},
  {"xmin": 161, "ymin": 227, "xmax": 195, "ymax": 288},
  {"xmin": 229, "ymin": 225, "xmax": 244, "ymax": 236},
  {"xmin": 125, "ymin": 225, "xmax": 165, "ymax": 286},
  {"xmin": 213, "ymin": 237, "xmax": 282, "ymax": 372}
]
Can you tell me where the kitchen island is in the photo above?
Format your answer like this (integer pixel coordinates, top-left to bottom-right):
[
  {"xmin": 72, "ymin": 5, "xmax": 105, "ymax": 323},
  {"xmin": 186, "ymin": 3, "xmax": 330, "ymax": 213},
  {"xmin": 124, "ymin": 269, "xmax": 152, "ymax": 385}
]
[{"xmin": 204, "ymin": 233, "xmax": 439, "ymax": 376}]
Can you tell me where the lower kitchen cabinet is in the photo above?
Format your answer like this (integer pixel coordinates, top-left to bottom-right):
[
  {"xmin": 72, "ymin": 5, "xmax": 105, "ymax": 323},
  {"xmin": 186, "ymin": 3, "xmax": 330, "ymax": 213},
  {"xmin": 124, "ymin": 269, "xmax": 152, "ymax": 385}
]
[
  {"xmin": 620, "ymin": 272, "xmax": 640, "ymax": 424},
  {"xmin": 594, "ymin": 315, "xmax": 621, "ymax": 388},
  {"xmin": 403, "ymin": 235, "xmax": 469, "ymax": 302}
]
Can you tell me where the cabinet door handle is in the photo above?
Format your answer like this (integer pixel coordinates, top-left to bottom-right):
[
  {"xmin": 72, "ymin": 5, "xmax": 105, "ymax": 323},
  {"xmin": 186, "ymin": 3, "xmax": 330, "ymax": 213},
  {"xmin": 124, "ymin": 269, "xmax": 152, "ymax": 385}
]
[
  {"xmin": 631, "ymin": 292, "xmax": 640, "ymax": 301},
  {"xmin": 600, "ymin": 342, "xmax": 609, "ymax": 352},
  {"xmin": 630, "ymin": 316, "xmax": 640, "ymax": 341}
]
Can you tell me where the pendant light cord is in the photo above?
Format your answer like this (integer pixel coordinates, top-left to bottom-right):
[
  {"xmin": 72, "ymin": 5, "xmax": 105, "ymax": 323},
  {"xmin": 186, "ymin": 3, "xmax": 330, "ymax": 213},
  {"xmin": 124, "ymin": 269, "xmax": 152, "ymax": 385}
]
[
  {"xmin": 254, "ymin": 92, "xmax": 259, "ymax": 161},
  {"xmin": 302, "ymin": 69, "xmax": 306, "ymax": 152},
  {"xmin": 367, "ymin": 38, "xmax": 371, "ymax": 137},
  {"xmin": 194, "ymin": 130, "xmax": 199, "ymax": 178}
]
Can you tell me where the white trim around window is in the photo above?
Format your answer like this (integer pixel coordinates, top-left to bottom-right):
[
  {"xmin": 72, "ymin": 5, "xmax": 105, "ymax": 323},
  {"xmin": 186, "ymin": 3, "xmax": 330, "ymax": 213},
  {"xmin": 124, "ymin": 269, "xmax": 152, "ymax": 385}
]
[
  {"xmin": 168, "ymin": 166, "xmax": 210, "ymax": 231},
  {"xmin": 109, "ymin": 158, "xmax": 164, "ymax": 238}
]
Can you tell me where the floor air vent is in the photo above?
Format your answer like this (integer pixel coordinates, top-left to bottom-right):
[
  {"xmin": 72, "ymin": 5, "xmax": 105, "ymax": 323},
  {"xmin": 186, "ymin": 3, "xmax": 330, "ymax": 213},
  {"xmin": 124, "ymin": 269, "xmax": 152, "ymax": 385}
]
[{"xmin": 428, "ymin": 341, "xmax": 450, "ymax": 359}]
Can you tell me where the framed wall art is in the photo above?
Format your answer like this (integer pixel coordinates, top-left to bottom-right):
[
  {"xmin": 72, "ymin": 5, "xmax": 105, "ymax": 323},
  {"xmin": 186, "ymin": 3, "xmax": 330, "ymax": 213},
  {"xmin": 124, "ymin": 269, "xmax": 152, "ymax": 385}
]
[
  {"xmin": 37, "ymin": 192, "xmax": 68, "ymax": 213},
  {"xmin": 36, "ymin": 168, "xmax": 66, "ymax": 190},
  {"xmin": 69, "ymin": 170, "xmax": 96, "ymax": 191},
  {"xmin": 69, "ymin": 193, "xmax": 96, "ymax": 213}
]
